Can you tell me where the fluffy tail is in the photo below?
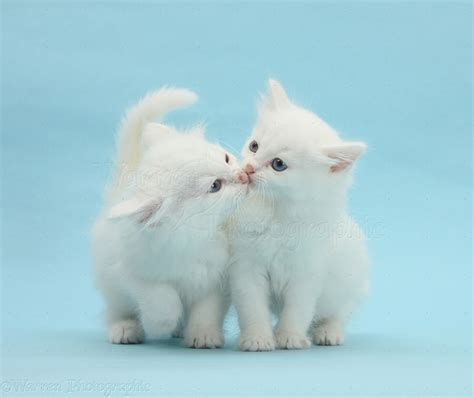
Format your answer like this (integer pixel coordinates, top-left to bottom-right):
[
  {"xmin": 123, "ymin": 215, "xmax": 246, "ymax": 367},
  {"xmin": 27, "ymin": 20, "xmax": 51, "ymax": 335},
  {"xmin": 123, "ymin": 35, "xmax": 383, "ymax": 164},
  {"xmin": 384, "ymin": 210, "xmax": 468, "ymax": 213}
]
[
  {"xmin": 107, "ymin": 87, "xmax": 197, "ymax": 200},
  {"xmin": 115, "ymin": 87, "xmax": 198, "ymax": 173}
]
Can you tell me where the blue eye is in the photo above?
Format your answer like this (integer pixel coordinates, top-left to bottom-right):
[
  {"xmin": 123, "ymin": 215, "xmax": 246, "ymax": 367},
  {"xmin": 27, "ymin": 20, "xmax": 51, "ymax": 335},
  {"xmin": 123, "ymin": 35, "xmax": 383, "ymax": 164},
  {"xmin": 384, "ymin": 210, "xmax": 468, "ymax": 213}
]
[
  {"xmin": 271, "ymin": 158, "xmax": 287, "ymax": 172},
  {"xmin": 249, "ymin": 140, "xmax": 259, "ymax": 153},
  {"xmin": 209, "ymin": 179, "xmax": 222, "ymax": 193}
]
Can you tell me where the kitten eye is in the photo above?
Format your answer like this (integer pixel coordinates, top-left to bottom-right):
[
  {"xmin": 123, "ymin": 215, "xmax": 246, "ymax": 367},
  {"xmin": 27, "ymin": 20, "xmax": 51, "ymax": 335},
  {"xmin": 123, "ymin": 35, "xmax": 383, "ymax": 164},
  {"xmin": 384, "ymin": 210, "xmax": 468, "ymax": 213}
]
[
  {"xmin": 209, "ymin": 179, "xmax": 222, "ymax": 193},
  {"xmin": 225, "ymin": 153, "xmax": 230, "ymax": 164},
  {"xmin": 249, "ymin": 140, "xmax": 259, "ymax": 153},
  {"xmin": 271, "ymin": 158, "xmax": 288, "ymax": 172}
]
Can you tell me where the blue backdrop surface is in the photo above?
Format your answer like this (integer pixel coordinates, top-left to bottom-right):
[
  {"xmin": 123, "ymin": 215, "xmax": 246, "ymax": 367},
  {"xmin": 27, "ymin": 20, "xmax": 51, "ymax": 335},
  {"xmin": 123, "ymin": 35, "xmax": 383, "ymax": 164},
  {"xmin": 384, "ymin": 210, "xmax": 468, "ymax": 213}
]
[{"xmin": 1, "ymin": 1, "xmax": 472, "ymax": 396}]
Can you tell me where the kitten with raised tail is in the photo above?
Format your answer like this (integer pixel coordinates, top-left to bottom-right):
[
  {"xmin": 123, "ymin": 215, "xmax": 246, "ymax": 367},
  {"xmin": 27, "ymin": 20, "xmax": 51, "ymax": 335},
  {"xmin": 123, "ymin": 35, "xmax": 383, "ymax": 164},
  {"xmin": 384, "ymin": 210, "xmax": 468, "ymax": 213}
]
[
  {"xmin": 230, "ymin": 80, "xmax": 370, "ymax": 351},
  {"xmin": 92, "ymin": 88, "xmax": 248, "ymax": 348}
]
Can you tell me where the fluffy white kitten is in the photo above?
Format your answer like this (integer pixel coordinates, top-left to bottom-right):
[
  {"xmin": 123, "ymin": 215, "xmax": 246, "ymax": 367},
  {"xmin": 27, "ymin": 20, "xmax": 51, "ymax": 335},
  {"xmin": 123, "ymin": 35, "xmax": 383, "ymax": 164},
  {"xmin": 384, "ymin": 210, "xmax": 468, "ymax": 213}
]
[
  {"xmin": 92, "ymin": 88, "xmax": 247, "ymax": 348},
  {"xmin": 230, "ymin": 80, "xmax": 370, "ymax": 351}
]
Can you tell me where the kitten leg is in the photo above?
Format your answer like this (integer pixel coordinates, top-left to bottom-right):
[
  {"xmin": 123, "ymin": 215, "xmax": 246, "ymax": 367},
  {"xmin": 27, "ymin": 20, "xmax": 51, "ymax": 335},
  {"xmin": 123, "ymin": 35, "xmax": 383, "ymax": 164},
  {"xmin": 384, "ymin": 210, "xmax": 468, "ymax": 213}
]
[
  {"xmin": 275, "ymin": 279, "xmax": 319, "ymax": 350},
  {"xmin": 172, "ymin": 308, "xmax": 188, "ymax": 338},
  {"xmin": 101, "ymin": 283, "xmax": 144, "ymax": 344},
  {"xmin": 312, "ymin": 230, "xmax": 369, "ymax": 346},
  {"xmin": 311, "ymin": 291, "xmax": 354, "ymax": 346},
  {"xmin": 133, "ymin": 282, "xmax": 183, "ymax": 338},
  {"xmin": 313, "ymin": 317, "xmax": 345, "ymax": 346},
  {"xmin": 184, "ymin": 291, "xmax": 228, "ymax": 349},
  {"xmin": 231, "ymin": 267, "xmax": 275, "ymax": 351},
  {"xmin": 312, "ymin": 263, "xmax": 367, "ymax": 346}
]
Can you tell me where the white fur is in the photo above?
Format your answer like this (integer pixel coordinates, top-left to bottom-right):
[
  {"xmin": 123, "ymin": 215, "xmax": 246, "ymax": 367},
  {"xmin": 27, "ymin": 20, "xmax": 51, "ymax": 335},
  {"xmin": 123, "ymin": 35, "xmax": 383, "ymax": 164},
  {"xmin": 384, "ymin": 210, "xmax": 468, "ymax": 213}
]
[
  {"xmin": 229, "ymin": 80, "xmax": 370, "ymax": 351},
  {"xmin": 92, "ymin": 88, "xmax": 247, "ymax": 348}
]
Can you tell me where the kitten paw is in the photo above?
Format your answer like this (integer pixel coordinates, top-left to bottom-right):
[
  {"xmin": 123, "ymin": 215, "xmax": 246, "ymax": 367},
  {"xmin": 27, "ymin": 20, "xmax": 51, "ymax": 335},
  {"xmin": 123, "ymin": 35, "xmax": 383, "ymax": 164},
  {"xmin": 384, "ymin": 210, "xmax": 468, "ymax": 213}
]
[
  {"xmin": 184, "ymin": 328, "xmax": 224, "ymax": 349},
  {"xmin": 275, "ymin": 330, "xmax": 311, "ymax": 350},
  {"xmin": 108, "ymin": 319, "xmax": 144, "ymax": 344},
  {"xmin": 313, "ymin": 322, "xmax": 345, "ymax": 346},
  {"xmin": 238, "ymin": 334, "xmax": 275, "ymax": 351}
]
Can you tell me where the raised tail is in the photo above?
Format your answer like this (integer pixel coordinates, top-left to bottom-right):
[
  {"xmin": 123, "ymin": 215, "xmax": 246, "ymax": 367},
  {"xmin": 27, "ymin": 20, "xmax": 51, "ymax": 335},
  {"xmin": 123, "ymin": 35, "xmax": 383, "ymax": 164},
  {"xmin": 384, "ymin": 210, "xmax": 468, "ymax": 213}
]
[
  {"xmin": 115, "ymin": 87, "xmax": 198, "ymax": 173},
  {"xmin": 107, "ymin": 87, "xmax": 197, "ymax": 201}
]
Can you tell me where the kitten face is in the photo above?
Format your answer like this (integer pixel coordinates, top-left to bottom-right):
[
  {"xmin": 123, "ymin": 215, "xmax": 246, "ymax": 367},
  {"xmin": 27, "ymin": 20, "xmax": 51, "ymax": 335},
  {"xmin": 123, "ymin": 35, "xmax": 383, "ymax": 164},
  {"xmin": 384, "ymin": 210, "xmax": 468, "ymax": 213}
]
[
  {"xmin": 109, "ymin": 123, "xmax": 247, "ymax": 229},
  {"xmin": 241, "ymin": 80, "xmax": 366, "ymax": 202}
]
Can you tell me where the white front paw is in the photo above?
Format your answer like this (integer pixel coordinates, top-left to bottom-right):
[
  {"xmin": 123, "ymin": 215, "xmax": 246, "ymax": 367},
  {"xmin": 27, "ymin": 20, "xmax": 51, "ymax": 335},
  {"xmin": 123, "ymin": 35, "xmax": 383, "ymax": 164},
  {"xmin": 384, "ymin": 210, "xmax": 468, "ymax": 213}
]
[
  {"xmin": 108, "ymin": 319, "xmax": 144, "ymax": 344},
  {"xmin": 184, "ymin": 328, "xmax": 224, "ymax": 349},
  {"xmin": 238, "ymin": 333, "xmax": 275, "ymax": 352},
  {"xmin": 313, "ymin": 323, "xmax": 345, "ymax": 346},
  {"xmin": 275, "ymin": 330, "xmax": 311, "ymax": 350}
]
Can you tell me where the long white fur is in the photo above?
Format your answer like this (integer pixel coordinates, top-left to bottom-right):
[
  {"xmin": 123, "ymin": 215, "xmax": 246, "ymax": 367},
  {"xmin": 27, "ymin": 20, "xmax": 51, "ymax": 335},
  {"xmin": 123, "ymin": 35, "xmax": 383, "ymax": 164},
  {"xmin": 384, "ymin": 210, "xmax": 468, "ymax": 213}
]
[
  {"xmin": 229, "ymin": 80, "xmax": 370, "ymax": 351},
  {"xmin": 92, "ymin": 88, "xmax": 247, "ymax": 348},
  {"xmin": 107, "ymin": 88, "xmax": 197, "ymax": 202}
]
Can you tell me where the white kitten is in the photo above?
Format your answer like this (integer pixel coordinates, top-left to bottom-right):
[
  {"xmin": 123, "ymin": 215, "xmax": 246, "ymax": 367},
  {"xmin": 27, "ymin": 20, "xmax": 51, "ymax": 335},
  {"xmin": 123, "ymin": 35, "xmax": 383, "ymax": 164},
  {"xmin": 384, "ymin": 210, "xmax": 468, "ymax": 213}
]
[
  {"xmin": 230, "ymin": 80, "xmax": 370, "ymax": 351},
  {"xmin": 92, "ymin": 88, "xmax": 248, "ymax": 348}
]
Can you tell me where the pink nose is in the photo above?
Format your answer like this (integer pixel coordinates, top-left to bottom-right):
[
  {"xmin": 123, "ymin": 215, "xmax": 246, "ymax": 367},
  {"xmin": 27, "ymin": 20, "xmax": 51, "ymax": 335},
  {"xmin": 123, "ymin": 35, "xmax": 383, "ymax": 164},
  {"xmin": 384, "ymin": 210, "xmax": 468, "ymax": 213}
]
[
  {"xmin": 238, "ymin": 171, "xmax": 249, "ymax": 184},
  {"xmin": 244, "ymin": 164, "xmax": 255, "ymax": 175}
]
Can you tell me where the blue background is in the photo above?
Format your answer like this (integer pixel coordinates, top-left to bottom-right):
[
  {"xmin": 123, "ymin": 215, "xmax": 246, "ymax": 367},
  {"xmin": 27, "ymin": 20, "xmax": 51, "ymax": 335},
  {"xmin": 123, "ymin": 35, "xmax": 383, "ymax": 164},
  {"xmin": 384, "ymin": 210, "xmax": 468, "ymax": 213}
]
[{"xmin": 2, "ymin": 1, "xmax": 472, "ymax": 396}]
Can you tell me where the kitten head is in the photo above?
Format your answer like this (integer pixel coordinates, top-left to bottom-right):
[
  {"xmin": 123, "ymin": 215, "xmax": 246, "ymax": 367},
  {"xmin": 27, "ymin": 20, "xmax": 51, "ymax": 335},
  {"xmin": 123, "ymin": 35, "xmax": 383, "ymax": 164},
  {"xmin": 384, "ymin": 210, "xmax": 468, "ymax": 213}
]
[
  {"xmin": 109, "ymin": 123, "xmax": 248, "ymax": 230},
  {"xmin": 241, "ymin": 79, "xmax": 366, "ymax": 206}
]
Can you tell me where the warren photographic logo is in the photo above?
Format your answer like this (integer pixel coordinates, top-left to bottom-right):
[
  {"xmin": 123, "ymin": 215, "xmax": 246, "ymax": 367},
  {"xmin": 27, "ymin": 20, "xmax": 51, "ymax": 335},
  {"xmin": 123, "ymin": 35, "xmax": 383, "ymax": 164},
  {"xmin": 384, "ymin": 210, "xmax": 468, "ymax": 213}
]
[{"xmin": 1, "ymin": 378, "xmax": 151, "ymax": 396}]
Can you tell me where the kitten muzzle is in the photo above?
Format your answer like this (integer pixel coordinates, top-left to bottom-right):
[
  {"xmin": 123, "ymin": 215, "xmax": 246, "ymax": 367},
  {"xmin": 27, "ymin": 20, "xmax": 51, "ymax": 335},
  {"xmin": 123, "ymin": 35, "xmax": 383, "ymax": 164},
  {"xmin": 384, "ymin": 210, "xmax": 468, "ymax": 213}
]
[{"xmin": 238, "ymin": 171, "xmax": 250, "ymax": 184}]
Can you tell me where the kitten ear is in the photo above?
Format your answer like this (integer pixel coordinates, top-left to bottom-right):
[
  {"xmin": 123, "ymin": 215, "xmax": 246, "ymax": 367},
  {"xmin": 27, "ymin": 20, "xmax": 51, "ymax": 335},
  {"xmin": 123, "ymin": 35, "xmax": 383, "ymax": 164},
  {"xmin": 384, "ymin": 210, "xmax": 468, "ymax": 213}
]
[
  {"xmin": 266, "ymin": 79, "xmax": 291, "ymax": 109},
  {"xmin": 108, "ymin": 194, "xmax": 163, "ymax": 224},
  {"xmin": 321, "ymin": 141, "xmax": 367, "ymax": 173},
  {"xmin": 142, "ymin": 123, "xmax": 173, "ymax": 148}
]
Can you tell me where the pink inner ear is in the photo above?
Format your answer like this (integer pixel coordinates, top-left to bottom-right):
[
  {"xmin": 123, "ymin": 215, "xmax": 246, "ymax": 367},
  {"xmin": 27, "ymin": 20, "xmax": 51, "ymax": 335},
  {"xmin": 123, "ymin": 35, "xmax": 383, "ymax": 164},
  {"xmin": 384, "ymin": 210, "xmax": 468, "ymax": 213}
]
[
  {"xmin": 323, "ymin": 142, "xmax": 366, "ymax": 173},
  {"xmin": 137, "ymin": 202, "xmax": 160, "ymax": 224},
  {"xmin": 330, "ymin": 161, "xmax": 351, "ymax": 173},
  {"xmin": 327, "ymin": 152, "xmax": 353, "ymax": 173}
]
